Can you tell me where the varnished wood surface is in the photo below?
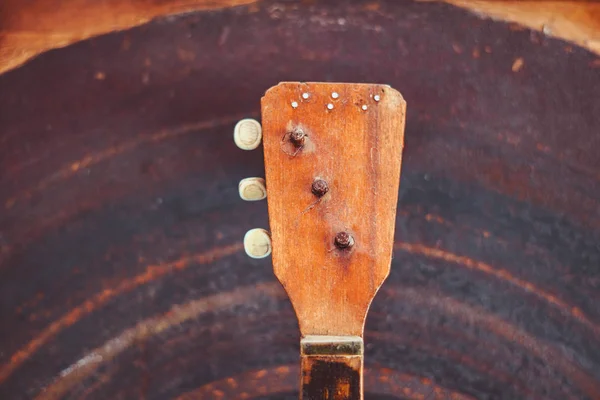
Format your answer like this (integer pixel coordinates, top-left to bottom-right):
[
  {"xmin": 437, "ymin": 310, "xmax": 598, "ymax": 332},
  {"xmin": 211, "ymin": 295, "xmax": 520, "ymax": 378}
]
[
  {"xmin": 302, "ymin": 356, "xmax": 362, "ymax": 400},
  {"xmin": 445, "ymin": 1, "xmax": 600, "ymax": 54},
  {"xmin": 262, "ymin": 83, "xmax": 405, "ymax": 337},
  {"xmin": 0, "ymin": 0, "xmax": 256, "ymax": 75},
  {"xmin": 0, "ymin": 0, "xmax": 599, "ymax": 74},
  {"xmin": 0, "ymin": 0, "xmax": 599, "ymax": 399},
  {"xmin": 301, "ymin": 336, "xmax": 364, "ymax": 399}
]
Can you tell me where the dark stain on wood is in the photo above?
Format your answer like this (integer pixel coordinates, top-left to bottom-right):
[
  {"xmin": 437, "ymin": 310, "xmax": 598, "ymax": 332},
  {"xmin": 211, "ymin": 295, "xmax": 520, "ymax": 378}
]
[{"xmin": 303, "ymin": 357, "xmax": 361, "ymax": 400}]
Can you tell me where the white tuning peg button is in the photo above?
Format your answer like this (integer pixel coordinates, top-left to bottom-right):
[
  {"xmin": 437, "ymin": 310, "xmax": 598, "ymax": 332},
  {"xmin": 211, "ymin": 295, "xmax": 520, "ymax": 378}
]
[
  {"xmin": 234, "ymin": 118, "xmax": 262, "ymax": 150},
  {"xmin": 243, "ymin": 228, "xmax": 272, "ymax": 259},
  {"xmin": 239, "ymin": 177, "xmax": 267, "ymax": 201}
]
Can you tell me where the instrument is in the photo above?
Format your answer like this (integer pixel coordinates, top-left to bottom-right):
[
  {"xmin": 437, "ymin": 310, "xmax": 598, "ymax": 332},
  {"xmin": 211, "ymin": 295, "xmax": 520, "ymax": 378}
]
[{"xmin": 236, "ymin": 82, "xmax": 406, "ymax": 399}]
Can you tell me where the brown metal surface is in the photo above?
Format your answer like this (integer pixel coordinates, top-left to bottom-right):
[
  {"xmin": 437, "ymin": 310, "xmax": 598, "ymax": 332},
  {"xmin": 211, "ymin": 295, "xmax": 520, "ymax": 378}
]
[{"xmin": 0, "ymin": 0, "xmax": 599, "ymax": 399}]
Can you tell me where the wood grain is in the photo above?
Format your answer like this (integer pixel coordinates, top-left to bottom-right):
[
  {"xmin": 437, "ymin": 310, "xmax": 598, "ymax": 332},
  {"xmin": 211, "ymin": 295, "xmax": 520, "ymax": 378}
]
[
  {"xmin": 261, "ymin": 82, "xmax": 405, "ymax": 337},
  {"xmin": 0, "ymin": 0, "xmax": 256, "ymax": 75},
  {"xmin": 301, "ymin": 336, "xmax": 364, "ymax": 400},
  {"xmin": 0, "ymin": 0, "xmax": 599, "ymax": 75},
  {"xmin": 302, "ymin": 356, "xmax": 362, "ymax": 400},
  {"xmin": 443, "ymin": 1, "xmax": 600, "ymax": 54}
]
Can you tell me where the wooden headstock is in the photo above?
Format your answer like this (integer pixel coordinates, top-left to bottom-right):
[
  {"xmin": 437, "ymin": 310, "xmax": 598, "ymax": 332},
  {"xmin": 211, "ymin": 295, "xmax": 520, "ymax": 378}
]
[
  {"xmin": 261, "ymin": 82, "xmax": 405, "ymax": 337},
  {"xmin": 260, "ymin": 82, "xmax": 405, "ymax": 399}
]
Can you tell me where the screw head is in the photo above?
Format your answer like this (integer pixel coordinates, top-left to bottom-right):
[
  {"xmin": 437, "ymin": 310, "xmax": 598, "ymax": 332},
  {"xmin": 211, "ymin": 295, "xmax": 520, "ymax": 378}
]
[
  {"xmin": 289, "ymin": 128, "xmax": 306, "ymax": 147},
  {"xmin": 311, "ymin": 179, "xmax": 329, "ymax": 197},
  {"xmin": 334, "ymin": 232, "xmax": 354, "ymax": 250}
]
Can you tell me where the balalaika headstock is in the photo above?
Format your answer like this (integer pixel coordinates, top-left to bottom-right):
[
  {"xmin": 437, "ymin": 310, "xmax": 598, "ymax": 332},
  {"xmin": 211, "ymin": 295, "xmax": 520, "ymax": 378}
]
[{"xmin": 237, "ymin": 82, "xmax": 405, "ymax": 399}]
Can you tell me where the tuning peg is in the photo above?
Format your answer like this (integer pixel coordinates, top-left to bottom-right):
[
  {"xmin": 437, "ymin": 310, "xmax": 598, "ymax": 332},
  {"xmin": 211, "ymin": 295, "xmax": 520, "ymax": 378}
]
[
  {"xmin": 239, "ymin": 177, "xmax": 267, "ymax": 201},
  {"xmin": 234, "ymin": 118, "xmax": 262, "ymax": 150},
  {"xmin": 243, "ymin": 228, "xmax": 272, "ymax": 259}
]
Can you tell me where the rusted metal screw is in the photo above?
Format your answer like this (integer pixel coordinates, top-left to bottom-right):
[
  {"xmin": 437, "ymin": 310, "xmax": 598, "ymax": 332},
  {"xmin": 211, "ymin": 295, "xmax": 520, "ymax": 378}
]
[
  {"xmin": 334, "ymin": 232, "xmax": 354, "ymax": 250},
  {"xmin": 311, "ymin": 179, "xmax": 329, "ymax": 197},
  {"xmin": 289, "ymin": 128, "xmax": 306, "ymax": 147}
]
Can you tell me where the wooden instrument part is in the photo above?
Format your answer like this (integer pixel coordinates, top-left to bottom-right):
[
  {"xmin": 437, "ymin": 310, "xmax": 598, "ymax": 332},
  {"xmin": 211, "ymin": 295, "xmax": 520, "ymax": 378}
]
[{"xmin": 261, "ymin": 82, "xmax": 406, "ymax": 399}]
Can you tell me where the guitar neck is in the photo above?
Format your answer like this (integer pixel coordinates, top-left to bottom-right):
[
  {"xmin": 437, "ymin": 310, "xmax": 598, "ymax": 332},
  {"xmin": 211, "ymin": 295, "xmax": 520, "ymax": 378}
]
[
  {"xmin": 259, "ymin": 82, "xmax": 406, "ymax": 399},
  {"xmin": 301, "ymin": 336, "xmax": 363, "ymax": 399}
]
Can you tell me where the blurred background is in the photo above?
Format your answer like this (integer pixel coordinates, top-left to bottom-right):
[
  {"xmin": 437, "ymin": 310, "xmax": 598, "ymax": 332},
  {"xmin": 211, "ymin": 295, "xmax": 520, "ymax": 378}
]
[{"xmin": 0, "ymin": 0, "xmax": 599, "ymax": 399}]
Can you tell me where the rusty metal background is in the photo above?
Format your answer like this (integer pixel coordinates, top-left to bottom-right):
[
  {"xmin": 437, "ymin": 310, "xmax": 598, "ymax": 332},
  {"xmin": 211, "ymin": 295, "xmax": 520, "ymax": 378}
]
[{"xmin": 0, "ymin": 0, "xmax": 599, "ymax": 399}]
